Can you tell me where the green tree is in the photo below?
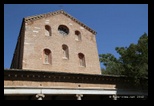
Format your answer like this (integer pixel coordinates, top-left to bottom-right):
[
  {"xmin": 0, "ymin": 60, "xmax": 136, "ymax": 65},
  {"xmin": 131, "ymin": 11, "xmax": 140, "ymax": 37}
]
[{"xmin": 99, "ymin": 33, "xmax": 148, "ymax": 86}]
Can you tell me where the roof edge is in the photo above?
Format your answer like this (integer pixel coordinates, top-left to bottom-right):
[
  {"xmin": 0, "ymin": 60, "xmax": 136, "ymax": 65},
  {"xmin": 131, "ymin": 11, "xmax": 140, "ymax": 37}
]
[
  {"xmin": 4, "ymin": 68, "xmax": 125, "ymax": 78},
  {"xmin": 24, "ymin": 10, "xmax": 97, "ymax": 35}
]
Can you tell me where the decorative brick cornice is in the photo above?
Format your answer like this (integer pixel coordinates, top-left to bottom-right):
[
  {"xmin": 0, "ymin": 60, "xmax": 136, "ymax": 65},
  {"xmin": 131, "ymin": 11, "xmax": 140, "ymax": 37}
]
[
  {"xmin": 4, "ymin": 69, "xmax": 129, "ymax": 84},
  {"xmin": 24, "ymin": 10, "xmax": 97, "ymax": 35}
]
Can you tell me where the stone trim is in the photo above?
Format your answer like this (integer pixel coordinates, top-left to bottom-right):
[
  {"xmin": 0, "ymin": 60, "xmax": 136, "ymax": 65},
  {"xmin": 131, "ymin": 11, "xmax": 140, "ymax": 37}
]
[
  {"xmin": 4, "ymin": 88, "xmax": 117, "ymax": 95},
  {"xmin": 4, "ymin": 87, "xmax": 148, "ymax": 96},
  {"xmin": 24, "ymin": 10, "xmax": 96, "ymax": 35}
]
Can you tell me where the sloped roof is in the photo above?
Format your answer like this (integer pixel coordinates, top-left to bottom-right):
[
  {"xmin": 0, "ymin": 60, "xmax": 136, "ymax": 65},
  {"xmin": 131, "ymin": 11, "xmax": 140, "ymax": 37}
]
[{"xmin": 24, "ymin": 10, "xmax": 97, "ymax": 35}]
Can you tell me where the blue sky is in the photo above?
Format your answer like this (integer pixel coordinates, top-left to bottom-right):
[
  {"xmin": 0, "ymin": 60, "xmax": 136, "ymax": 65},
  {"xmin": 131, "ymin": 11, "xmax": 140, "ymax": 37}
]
[{"xmin": 4, "ymin": 4, "xmax": 148, "ymax": 69}]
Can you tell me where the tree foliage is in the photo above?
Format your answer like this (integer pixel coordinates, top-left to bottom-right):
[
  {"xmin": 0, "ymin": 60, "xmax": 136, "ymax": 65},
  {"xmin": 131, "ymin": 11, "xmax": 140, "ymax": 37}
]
[{"xmin": 99, "ymin": 33, "xmax": 148, "ymax": 86}]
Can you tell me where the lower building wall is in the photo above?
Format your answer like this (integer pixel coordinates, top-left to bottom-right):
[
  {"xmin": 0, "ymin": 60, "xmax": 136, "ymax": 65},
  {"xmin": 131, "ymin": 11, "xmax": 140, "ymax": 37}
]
[{"xmin": 4, "ymin": 80, "xmax": 116, "ymax": 89}]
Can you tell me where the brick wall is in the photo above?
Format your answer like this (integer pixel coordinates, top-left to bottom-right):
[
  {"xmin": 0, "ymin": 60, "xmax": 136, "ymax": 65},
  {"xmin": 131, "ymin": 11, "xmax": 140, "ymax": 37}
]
[{"xmin": 21, "ymin": 13, "xmax": 101, "ymax": 74}]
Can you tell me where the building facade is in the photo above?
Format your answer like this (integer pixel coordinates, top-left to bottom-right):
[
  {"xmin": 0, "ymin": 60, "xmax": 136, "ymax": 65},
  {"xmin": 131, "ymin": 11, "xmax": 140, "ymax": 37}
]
[
  {"xmin": 10, "ymin": 10, "xmax": 101, "ymax": 75},
  {"xmin": 4, "ymin": 10, "xmax": 148, "ymax": 100}
]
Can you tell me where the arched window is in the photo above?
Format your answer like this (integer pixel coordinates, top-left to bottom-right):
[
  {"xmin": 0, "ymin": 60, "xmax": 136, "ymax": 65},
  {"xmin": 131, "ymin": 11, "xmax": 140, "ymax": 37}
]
[
  {"xmin": 78, "ymin": 53, "xmax": 86, "ymax": 67},
  {"xmin": 43, "ymin": 49, "xmax": 51, "ymax": 64},
  {"xmin": 45, "ymin": 25, "xmax": 51, "ymax": 36},
  {"xmin": 75, "ymin": 30, "xmax": 81, "ymax": 41},
  {"xmin": 62, "ymin": 44, "xmax": 69, "ymax": 59},
  {"xmin": 58, "ymin": 25, "xmax": 69, "ymax": 36}
]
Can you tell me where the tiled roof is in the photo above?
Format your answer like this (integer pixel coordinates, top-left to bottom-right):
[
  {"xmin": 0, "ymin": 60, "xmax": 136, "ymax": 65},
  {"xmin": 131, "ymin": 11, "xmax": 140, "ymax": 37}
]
[{"xmin": 24, "ymin": 10, "xmax": 97, "ymax": 35}]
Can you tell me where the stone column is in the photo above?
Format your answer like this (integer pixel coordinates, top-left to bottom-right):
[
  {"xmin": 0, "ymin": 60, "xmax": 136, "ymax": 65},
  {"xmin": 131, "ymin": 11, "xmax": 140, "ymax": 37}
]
[
  {"xmin": 113, "ymin": 95, "xmax": 117, "ymax": 100},
  {"xmin": 76, "ymin": 94, "xmax": 83, "ymax": 100},
  {"xmin": 36, "ymin": 94, "xmax": 45, "ymax": 100}
]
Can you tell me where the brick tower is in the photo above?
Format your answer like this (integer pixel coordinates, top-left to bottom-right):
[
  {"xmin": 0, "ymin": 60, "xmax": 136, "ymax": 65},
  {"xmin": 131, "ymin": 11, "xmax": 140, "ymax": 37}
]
[{"xmin": 11, "ymin": 10, "xmax": 101, "ymax": 75}]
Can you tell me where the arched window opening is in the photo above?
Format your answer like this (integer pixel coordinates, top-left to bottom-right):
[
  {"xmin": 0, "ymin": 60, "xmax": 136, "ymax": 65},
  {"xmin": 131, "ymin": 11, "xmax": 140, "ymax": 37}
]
[
  {"xmin": 78, "ymin": 53, "xmax": 86, "ymax": 67},
  {"xmin": 62, "ymin": 44, "xmax": 69, "ymax": 59},
  {"xmin": 43, "ymin": 49, "xmax": 51, "ymax": 64},
  {"xmin": 58, "ymin": 25, "xmax": 69, "ymax": 36},
  {"xmin": 75, "ymin": 30, "xmax": 81, "ymax": 41},
  {"xmin": 45, "ymin": 25, "xmax": 51, "ymax": 36}
]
